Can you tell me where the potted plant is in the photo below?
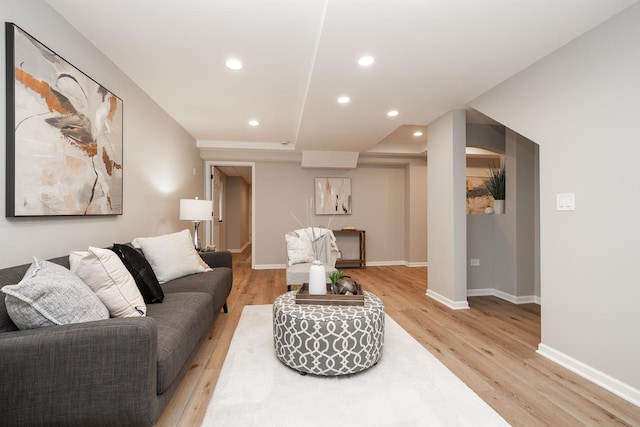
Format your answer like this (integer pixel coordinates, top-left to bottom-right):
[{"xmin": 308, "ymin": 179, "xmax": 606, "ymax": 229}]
[
  {"xmin": 485, "ymin": 162, "xmax": 506, "ymax": 214},
  {"xmin": 329, "ymin": 270, "xmax": 345, "ymax": 294}
]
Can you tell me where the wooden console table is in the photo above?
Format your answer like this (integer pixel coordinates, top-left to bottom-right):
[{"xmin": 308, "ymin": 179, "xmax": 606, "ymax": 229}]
[{"xmin": 333, "ymin": 229, "xmax": 366, "ymax": 268}]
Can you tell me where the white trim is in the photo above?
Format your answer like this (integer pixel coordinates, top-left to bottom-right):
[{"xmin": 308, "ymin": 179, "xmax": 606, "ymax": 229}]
[
  {"xmin": 255, "ymin": 263, "xmax": 286, "ymax": 270},
  {"xmin": 426, "ymin": 289, "xmax": 470, "ymax": 310},
  {"xmin": 228, "ymin": 241, "xmax": 250, "ymax": 254},
  {"xmin": 407, "ymin": 261, "xmax": 428, "ymax": 267},
  {"xmin": 366, "ymin": 260, "xmax": 406, "ymax": 267},
  {"xmin": 537, "ymin": 344, "xmax": 640, "ymax": 407},
  {"xmin": 466, "ymin": 288, "xmax": 494, "ymax": 297},
  {"xmin": 467, "ymin": 288, "xmax": 540, "ymax": 305},
  {"xmin": 198, "ymin": 140, "xmax": 294, "ymax": 151}
]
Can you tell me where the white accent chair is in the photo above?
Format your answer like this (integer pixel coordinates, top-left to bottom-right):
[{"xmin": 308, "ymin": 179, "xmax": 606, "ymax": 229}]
[{"xmin": 285, "ymin": 228, "xmax": 339, "ymax": 292}]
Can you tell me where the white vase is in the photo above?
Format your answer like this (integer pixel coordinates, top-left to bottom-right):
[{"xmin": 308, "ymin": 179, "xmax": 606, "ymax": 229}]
[
  {"xmin": 494, "ymin": 200, "xmax": 505, "ymax": 214},
  {"xmin": 308, "ymin": 260, "xmax": 327, "ymax": 295}
]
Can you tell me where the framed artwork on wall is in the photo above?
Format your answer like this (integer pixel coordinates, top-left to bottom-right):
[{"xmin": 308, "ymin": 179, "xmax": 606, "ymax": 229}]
[
  {"xmin": 5, "ymin": 23, "xmax": 123, "ymax": 217},
  {"xmin": 315, "ymin": 177, "xmax": 352, "ymax": 215},
  {"xmin": 466, "ymin": 176, "xmax": 492, "ymax": 214}
]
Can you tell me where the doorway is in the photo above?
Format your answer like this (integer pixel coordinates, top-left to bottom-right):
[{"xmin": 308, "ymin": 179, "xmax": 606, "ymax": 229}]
[{"xmin": 205, "ymin": 161, "xmax": 255, "ymax": 269}]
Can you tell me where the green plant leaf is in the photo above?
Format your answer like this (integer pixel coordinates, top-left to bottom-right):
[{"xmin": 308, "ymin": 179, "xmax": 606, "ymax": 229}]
[{"xmin": 484, "ymin": 161, "xmax": 506, "ymax": 200}]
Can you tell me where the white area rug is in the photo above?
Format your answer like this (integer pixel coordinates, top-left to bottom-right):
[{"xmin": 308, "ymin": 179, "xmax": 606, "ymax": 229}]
[{"xmin": 202, "ymin": 304, "xmax": 509, "ymax": 427}]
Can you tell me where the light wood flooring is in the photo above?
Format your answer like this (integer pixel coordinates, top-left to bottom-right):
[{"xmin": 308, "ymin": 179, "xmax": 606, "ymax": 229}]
[{"xmin": 157, "ymin": 247, "xmax": 640, "ymax": 426}]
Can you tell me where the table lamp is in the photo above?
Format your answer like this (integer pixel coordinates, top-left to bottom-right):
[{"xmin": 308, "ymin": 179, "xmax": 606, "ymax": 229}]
[{"xmin": 179, "ymin": 198, "xmax": 213, "ymax": 250}]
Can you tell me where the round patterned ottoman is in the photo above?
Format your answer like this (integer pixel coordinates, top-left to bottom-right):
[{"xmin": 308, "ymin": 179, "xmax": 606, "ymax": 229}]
[{"xmin": 273, "ymin": 291, "xmax": 384, "ymax": 376}]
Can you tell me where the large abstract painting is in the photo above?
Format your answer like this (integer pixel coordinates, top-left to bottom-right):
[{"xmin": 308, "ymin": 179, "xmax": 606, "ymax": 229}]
[
  {"xmin": 5, "ymin": 23, "xmax": 123, "ymax": 217},
  {"xmin": 315, "ymin": 177, "xmax": 351, "ymax": 215}
]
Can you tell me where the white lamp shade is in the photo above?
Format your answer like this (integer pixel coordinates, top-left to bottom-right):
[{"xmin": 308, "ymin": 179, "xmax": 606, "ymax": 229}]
[{"xmin": 180, "ymin": 199, "xmax": 213, "ymax": 221}]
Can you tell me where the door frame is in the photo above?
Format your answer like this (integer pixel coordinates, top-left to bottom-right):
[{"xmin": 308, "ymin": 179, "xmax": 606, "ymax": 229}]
[{"xmin": 204, "ymin": 160, "xmax": 256, "ymax": 269}]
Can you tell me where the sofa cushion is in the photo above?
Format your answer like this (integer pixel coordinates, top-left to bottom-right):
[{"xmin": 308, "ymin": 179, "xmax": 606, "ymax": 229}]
[
  {"xmin": 1, "ymin": 258, "xmax": 109, "ymax": 330},
  {"xmin": 133, "ymin": 230, "xmax": 211, "ymax": 283},
  {"xmin": 147, "ymin": 292, "xmax": 214, "ymax": 394},
  {"xmin": 70, "ymin": 247, "xmax": 146, "ymax": 317},
  {"xmin": 161, "ymin": 268, "xmax": 233, "ymax": 314},
  {"xmin": 110, "ymin": 243, "xmax": 164, "ymax": 304},
  {"xmin": 0, "ymin": 293, "xmax": 17, "ymax": 332}
]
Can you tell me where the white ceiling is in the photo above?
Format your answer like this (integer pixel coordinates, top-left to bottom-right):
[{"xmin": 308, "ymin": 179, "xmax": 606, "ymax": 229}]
[{"xmin": 46, "ymin": 0, "xmax": 637, "ymax": 157}]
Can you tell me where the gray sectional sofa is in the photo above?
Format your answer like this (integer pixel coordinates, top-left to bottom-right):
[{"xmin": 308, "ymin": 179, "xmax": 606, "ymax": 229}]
[{"xmin": 0, "ymin": 248, "xmax": 233, "ymax": 427}]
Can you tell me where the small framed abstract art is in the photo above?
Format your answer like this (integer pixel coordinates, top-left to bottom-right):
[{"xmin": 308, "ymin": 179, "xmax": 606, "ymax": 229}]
[
  {"xmin": 315, "ymin": 177, "xmax": 352, "ymax": 215},
  {"xmin": 5, "ymin": 23, "xmax": 123, "ymax": 217},
  {"xmin": 466, "ymin": 176, "xmax": 492, "ymax": 215}
]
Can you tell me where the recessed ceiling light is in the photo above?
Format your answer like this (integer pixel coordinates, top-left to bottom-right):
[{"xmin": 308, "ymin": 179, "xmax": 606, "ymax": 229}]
[
  {"xmin": 387, "ymin": 110, "xmax": 399, "ymax": 117},
  {"xmin": 358, "ymin": 55, "xmax": 374, "ymax": 66},
  {"xmin": 225, "ymin": 58, "xmax": 243, "ymax": 70},
  {"xmin": 248, "ymin": 120, "xmax": 260, "ymax": 126},
  {"xmin": 413, "ymin": 131, "xmax": 423, "ymax": 137},
  {"xmin": 337, "ymin": 96, "xmax": 350, "ymax": 104}
]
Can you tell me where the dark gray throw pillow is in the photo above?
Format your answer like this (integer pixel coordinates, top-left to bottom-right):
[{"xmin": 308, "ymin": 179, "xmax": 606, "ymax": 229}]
[{"xmin": 110, "ymin": 244, "xmax": 164, "ymax": 304}]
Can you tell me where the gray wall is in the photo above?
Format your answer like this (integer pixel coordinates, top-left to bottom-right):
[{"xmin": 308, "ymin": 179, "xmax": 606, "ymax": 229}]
[
  {"xmin": 471, "ymin": 3, "xmax": 640, "ymax": 396},
  {"xmin": 253, "ymin": 160, "xmax": 427, "ymax": 267},
  {"xmin": 467, "ymin": 124, "xmax": 505, "ymax": 152},
  {"xmin": 0, "ymin": 1, "xmax": 203, "ymax": 268}
]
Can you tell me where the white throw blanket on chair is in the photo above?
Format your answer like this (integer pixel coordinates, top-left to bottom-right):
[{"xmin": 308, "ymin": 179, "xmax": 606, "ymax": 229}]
[{"xmin": 293, "ymin": 227, "xmax": 339, "ymax": 266}]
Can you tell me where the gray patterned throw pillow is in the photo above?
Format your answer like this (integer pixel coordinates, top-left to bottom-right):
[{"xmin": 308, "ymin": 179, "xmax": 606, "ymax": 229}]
[{"xmin": 1, "ymin": 258, "xmax": 109, "ymax": 330}]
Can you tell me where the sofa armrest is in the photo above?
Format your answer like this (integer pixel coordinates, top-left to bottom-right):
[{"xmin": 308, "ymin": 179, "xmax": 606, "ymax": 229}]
[
  {"xmin": 199, "ymin": 250, "xmax": 233, "ymax": 269},
  {"xmin": 0, "ymin": 317, "xmax": 159, "ymax": 427}
]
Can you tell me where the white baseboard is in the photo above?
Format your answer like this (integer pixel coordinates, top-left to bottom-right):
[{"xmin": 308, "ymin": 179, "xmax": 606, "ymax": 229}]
[
  {"xmin": 254, "ymin": 263, "xmax": 286, "ymax": 270},
  {"xmin": 467, "ymin": 288, "xmax": 540, "ymax": 305},
  {"xmin": 365, "ymin": 260, "xmax": 405, "ymax": 267},
  {"xmin": 537, "ymin": 344, "xmax": 640, "ymax": 407},
  {"xmin": 407, "ymin": 261, "xmax": 428, "ymax": 267},
  {"xmin": 227, "ymin": 241, "xmax": 250, "ymax": 254},
  {"xmin": 426, "ymin": 289, "xmax": 470, "ymax": 310}
]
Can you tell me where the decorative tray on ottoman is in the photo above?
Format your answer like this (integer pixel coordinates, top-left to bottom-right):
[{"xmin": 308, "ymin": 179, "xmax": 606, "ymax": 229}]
[{"xmin": 295, "ymin": 283, "xmax": 364, "ymax": 306}]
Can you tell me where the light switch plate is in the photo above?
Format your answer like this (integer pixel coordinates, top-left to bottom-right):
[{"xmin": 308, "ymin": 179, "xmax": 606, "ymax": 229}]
[{"xmin": 556, "ymin": 193, "xmax": 575, "ymax": 211}]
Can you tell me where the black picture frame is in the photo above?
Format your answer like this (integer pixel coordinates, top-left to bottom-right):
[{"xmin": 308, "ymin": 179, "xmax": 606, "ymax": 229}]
[{"xmin": 5, "ymin": 23, "xmax": 123, "ymax": 217}]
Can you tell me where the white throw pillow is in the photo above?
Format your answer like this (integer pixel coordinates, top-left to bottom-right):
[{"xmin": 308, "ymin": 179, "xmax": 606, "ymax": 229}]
[
  {"xmin": 285, "ymin": 232, "xmax": 315, "ymax": 266},
  {"xmin": 1, "ymin": 258, "xmax": 109, "ymax": 330},
  {"xmin": 70, "ymin": 247, "xmax": 146, "ymax": 317},
  {"xmin": 133, "ymin": 229, "xmax": 211, "ymax": 283}
]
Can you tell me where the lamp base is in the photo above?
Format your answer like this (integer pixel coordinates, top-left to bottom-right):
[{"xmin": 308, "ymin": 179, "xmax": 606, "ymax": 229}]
[{"xmin": 191, "ymin": 221, "xmax": 202, "ymax": 250}]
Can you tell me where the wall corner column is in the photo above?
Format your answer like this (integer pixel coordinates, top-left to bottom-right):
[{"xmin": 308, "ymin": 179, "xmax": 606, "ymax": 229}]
[{"xmin": 426, "ymin": 110, "xmax": 469, "ymax": 309}]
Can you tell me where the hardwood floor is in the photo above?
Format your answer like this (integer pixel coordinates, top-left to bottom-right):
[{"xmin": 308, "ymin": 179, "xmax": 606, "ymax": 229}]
[{"xmin": 157, "ymin": 248, "xmax": 640, "ymax": 426}]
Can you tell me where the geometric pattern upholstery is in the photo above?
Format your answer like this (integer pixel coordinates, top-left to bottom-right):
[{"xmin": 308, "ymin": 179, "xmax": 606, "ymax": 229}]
[{"xmin": 273, "ymin": 291, "xmax": 384, "ymax": 376}]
